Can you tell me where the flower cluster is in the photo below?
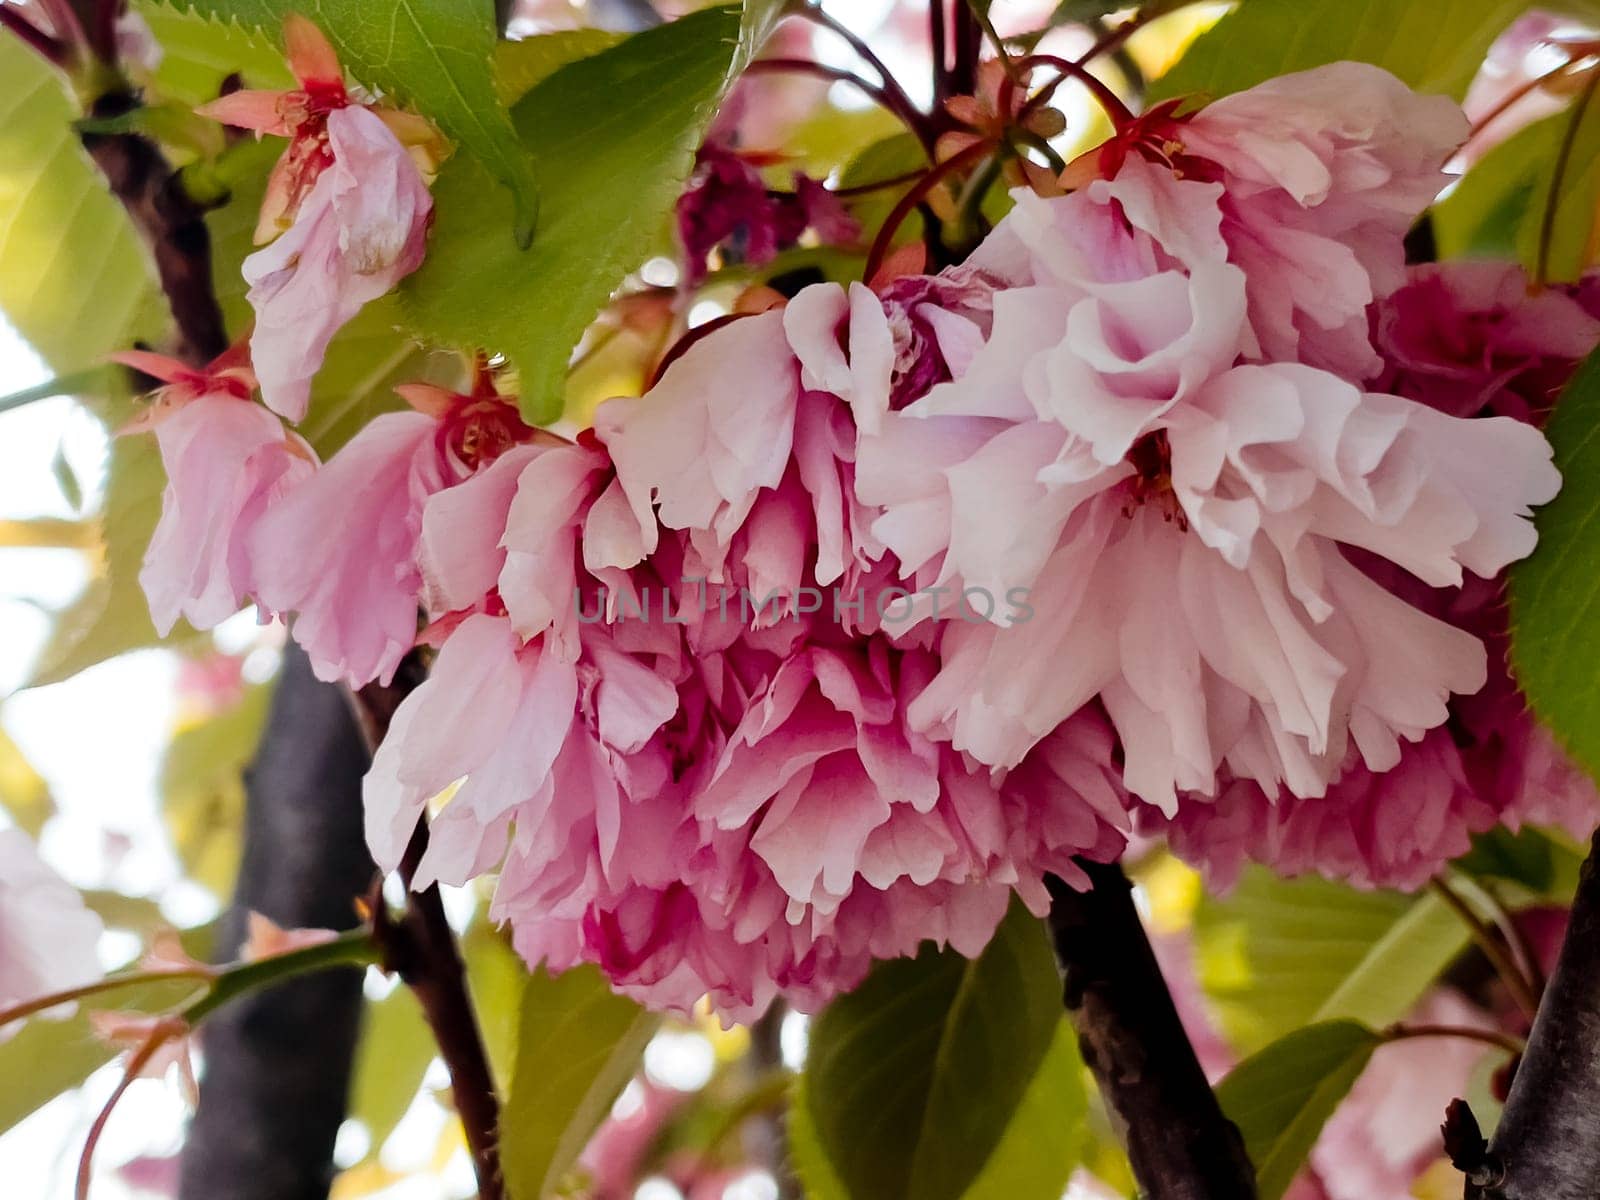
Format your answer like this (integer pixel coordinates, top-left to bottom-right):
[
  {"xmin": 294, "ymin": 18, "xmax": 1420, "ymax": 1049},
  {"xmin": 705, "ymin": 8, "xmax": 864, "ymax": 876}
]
[{"xmin": 133, "ymin": 44, "xmax": 1590, "ymax": 1018}]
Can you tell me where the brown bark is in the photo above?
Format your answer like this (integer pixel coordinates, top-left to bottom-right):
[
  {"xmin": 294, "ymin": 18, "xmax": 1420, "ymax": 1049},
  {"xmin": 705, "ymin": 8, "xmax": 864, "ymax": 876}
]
[
  {"xmin": 1046, "ymin": 866, "xmax": 1258, "ymax": 1200},
  {"xmin": 1460, "ymin": 830, "xmax": 1600, "ymax": 1199}
]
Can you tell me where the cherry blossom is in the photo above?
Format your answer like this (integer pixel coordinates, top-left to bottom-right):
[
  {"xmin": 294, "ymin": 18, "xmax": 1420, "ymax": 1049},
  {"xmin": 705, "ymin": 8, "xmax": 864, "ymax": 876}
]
[
  {"xmin": 120, "ymin": 348, "xmax": 313, "ymax": 636},
  {"xmin": 199, "ymin": 16, "xmax": 437, "ymax": 421},
  {"xmin": 0, "ymin": 830, "xmax": 103, "ymax": 1037}
]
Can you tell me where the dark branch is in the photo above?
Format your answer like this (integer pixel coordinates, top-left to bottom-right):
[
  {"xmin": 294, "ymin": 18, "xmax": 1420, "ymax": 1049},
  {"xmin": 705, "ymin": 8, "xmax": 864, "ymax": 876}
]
[
  {"xmin": 178, "ymin": 646, "xmax": 376, "ymax": 1200},
  {"xmin": 1046, "ymin": 865, "xmax": 1258, "ymax": 1200},
  {"xmin": 79, "ymin": 89, "xmax": 228, "ymax": 366},
  {"xmin": 359, "ymin": 659, "xmax": 506, "ymax": 1200},
  {"xmin": 1463, "ymin": 829, "xmax": 1600, "ymax": 1199}
]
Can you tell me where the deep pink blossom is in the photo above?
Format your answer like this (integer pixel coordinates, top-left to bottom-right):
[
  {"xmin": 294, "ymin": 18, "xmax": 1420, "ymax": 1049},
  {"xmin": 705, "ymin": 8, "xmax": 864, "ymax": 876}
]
[
  {"xmin": 122, "ymin": 349, "xmax": 312, "ymax": 635},
  {"xmin": 1374, "ymin": 261, "xmax": 1600, "ymax": 422},
  {"xmin": 677, "ymin": 145, "xmax": 860, "ymax": 286},
  {"xmin": 0, "ymin": 830, "xmax": 103, "ymax": 1036},
  {"xmin": 857, "ymin": 154, "xmax": 1559, "ymax": 813},
  {"xmin": 370, "ymin": 407, "xmax": 1127, "ymax": 1019}
]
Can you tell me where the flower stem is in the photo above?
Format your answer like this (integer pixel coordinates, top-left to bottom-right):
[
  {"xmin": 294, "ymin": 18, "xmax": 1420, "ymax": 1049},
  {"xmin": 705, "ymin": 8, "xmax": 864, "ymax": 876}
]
[
  {"xmin": 1536, "ymin": 63, "xmax": 1600, "ymax": 288},
  {"xmin": 1432, "ymin": 876, "xmax": 1543, "ymax": 1020},
  {"xmin": 1385, "ymin": 1023, "xmax": 1526, "ymax": 1058},
  {"xmin": 863, "ymin": 138, "xmax": 994, "ymax": 282}
]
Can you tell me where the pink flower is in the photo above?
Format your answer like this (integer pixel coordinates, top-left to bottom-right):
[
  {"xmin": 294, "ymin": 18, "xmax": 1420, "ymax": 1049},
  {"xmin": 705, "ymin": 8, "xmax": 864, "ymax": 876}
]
[
  {"xmin": 1140, "ymin": 261, "xmax": 1600, "ymax": 890},
  {"xmin": 239, "ymin": 105, "xmax": 433, "ymax": 421},
  {"xmin": 676, "ymin": 144, "xmax": 860, "ymax": 286},
  {"xmin": 594, "ymin": 287, "xmax": 893, "ymax": 610},
  {"xmin": 0, "ymin": 830, "xmax": 103, "ymax": 1036},
  {"xmin": 251, "ymin": 375, "xmax": 534, "ymax": 687},
  {"xmin": 1179, "ymin": 62, "xmax": 1469, "ymax": 377},
  {"xmin": 1461, "ymin": 13, "xmax": 1595, "ymax": 166},
  {"xmin": 200, "ymin": 17, "xmax": 437, "ymax": 421},
  {"xmin": 121, "ymin": 349, "xmax": 313, "ymax": 636},
  {"xmin": 1373, "ymin": 261, "xmax": 1600, "ymax": 422},
  {"xmin": 857, "ymin": 155, "xmax": 1559, "ymax": 812},
  {"xmin": 370, "ymin": 423, "xmax": 1127, "ymax": 1020}
]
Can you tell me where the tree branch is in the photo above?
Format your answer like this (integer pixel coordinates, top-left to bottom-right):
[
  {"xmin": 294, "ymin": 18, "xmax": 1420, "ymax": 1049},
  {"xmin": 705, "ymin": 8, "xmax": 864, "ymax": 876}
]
[
  {"xmin": 178, "ymin": 645, "xmax": 376, "ymax": 1200},
  {"xmin": 1046, "ymin": 865, "xmax": 1258, "ymax": 1200},
  {"xmin": 358, "ymin": 660, "xmax": 506, "ymax": 1200},
  {"xmin": 1462, "ymin": 829, "xmax": 1600, "ymax": 1199},
  {"xmin": 79, "ymin": 89, "xmax": 229, "ymax": 366}
]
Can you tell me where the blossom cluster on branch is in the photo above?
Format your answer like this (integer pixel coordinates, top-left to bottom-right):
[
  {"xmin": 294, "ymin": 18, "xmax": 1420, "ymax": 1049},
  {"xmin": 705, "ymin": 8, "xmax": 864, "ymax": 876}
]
[{"xmin": 120, "ymin": 18, "xmax": 1596, "ymax": 1023}]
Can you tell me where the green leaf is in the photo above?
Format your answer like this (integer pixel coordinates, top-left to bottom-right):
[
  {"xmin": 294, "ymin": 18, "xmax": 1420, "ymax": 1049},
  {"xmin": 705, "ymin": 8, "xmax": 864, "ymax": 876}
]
[
  {"xmin": 1194, "ymin": 867, "xmax": 1469, "ymax": 1053},
  {"xmin": 1511, "ymin": 348, "xmax": 1600, "ymax": 777},
  {"xmin": 1217, "ymin": 1020, "xmax": 1381, "ymax": 1200},
  {"xmin": 1434, "ymin": 114, "xmax": 1554, "ymax": 261},
  {"xmin": 25, "ymin": 431, "xmax": 202, "ymax": 688},
  {"xmin": 349, "ymin": 986, "xmax": 434, "ymax": 1161},
  {"xmin": 135, "ymin": 0, "xmax": 295, "ymax": 107},
  {"xmin": 401, "ymin": 2, "xmax": 781, "ymax": 424},
  {"xmin": 0, "ymin": 37, "xmax": 165, "ymax": 372},
  {"xmin": 0, "ymin": 924, "xmax": 216, "ymax": 1136},
  {"xmin": 159, "ymin": 0, "xmax": 540, "ymax": 241},
  {"xmin": 1151, "ymin": 0, "xmax": 1527, "ymax": 103},
  {"xmin": 959, "ymin": 1020, "xmax": 1089, "ymax": 1200},
  {"xmin": 1437, "ymin": 92, "xmax": 1600, "ymax": 283},
  {"xmin": 463, "ymin": 920, "xmax": 525, "ymax": 1086},
  {"xmin": 159, "ymin": 681, "xmax": 271, "ymax": 898},
  {"xmin": 500, "ymin": 964, "xmax": 659, "ymax": 1200},
  {"xmin": 492, "ymin": 30, "xmax": 625, "ymax": 104},
  {"xmin": 798, "ymin": 901, "xmax": 1064, "ymax": 1200},
  {"xmin": 0, "ymin": 724, "xmax": 54, "ymax": 837}
]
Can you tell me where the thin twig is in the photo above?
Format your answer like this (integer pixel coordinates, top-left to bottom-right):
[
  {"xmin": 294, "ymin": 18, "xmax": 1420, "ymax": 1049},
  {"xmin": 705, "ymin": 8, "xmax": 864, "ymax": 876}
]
[
  {"xmin": 863, "ymin": 138, "xmax": 993, "ymax": 281},
  {"xmin": 1386, "ymin": 1023, "xmax": 1526, "ymax": 1058},
  {"xmin": 790, "ymin": 2, "xmax": 931, "ymax": 152},
  {"xmin": 354, "ymin": 664, "xmax": 505, "ymax": 1200},
  {"xmin": 1432, "ymin": 877, "xmax": 1543, "ymax": 1020},
  {"xmin": 930, "ymin": 0, "xmax": 947, "ymax": 105},
  {"xmin": 745, "ymin": 57, "xmax": 930, "ymax": 151},
  {"xmin": 1536, "ymin": 63, "xmax": 1600, "ymax": 288}
]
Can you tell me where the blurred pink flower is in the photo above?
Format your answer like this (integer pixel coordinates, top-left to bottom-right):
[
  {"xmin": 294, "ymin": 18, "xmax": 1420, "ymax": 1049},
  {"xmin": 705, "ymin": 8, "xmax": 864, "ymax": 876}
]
[{"xmin": 0, "ymin": 831, "xmax": 103, "ymax": 1037}]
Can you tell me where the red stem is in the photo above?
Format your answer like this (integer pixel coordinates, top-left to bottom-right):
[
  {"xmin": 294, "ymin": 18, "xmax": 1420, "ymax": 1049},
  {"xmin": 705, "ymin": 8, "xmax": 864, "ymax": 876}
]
[
  {"xmin": 746, "ymin": 57, "xmax": 930, "ymax": 154},
  {"xmin": 0, "ymin": 5, "xmax": 67, "ymax": 63},
  {"xmin": 930, "ymin": 0, "xmax": 948, "ymax": 104},
  {"xmin": 1536, "ymin": 64, "xmax": 1600, "ymax": 287},
  {"xmin": 1017, "ymin": 52, "xmax": 1134, "ymax": 128},
  {"xmin": 863, "ymin": 138, "xmax": 993, "ymax": 282}
]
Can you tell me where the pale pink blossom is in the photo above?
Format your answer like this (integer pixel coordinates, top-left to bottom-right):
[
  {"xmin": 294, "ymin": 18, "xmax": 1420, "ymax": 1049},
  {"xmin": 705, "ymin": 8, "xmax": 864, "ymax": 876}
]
[
  {"xmin": 124, "ymin": 350, "xmax": 313, "ymax": 636},
  {"xmin": 0, "ymin": 830, "xmax": 103, "ymax": 1036},
  {"xmin": 594, "ymin": 287, "xmax": 893, "ymax": 611},
  {"xmin": 1180, "ymin": 62, "xmax": 1469, "ymax": 377},
  {"xmin": 251, "ymin": 377, "xmax": 533, "ymax": 687},
  {"xmin": 240, "ymin": 104, "xmax": 432, "ymax": 421},
  {"xmin": 858, "ymin": 155, "xmax": 1559, "ymax": 812},
  {"xmin": 1140, "ymin": 260, "xmax": 1600, "ymax": 889}
]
